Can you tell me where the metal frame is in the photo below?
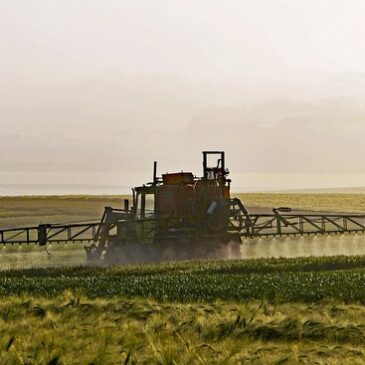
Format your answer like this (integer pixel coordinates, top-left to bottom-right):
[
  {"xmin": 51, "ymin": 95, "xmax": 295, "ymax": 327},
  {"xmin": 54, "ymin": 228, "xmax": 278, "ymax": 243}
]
[
  {"xmin": 0, "ymin": 222, "xmax": 100, "ymax": 245},
  {"xmin": 2, "ymin": 211, "xmax": 365, "ymax": 246},
  {"xmin": 244, "ymin": 213, "xmax": 365, "ymax": 237}
]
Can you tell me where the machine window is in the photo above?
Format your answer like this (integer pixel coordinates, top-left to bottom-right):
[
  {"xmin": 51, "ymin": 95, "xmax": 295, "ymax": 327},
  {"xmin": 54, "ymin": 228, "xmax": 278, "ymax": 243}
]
[{"xmin": 145, "ymin": 193, "xmax": 155, "ymax": 217}]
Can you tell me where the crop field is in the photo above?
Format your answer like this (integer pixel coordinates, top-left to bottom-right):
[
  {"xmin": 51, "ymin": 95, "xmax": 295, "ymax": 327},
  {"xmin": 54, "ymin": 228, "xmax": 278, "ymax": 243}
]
[
  {"xmin": 235, "ymin": 192, "xmax": 365, "ymax": 214},
  {"xmin": 2, "ymin": 294, "xmax": 365, "ymax": 364},
  {"xmin": 3, "ymin": 255, "xmax": 365, "ymax": 301},
  {"xmin": 2, "ymin": 194, "xmax": 365, "ymax": 364},
  {"xmin": 0, "ymin": 195, "xmax": 127, "ymax": 229},
  {"xmin": 1, "ymin": 257, "xmax": 365, "ymax": 364}
]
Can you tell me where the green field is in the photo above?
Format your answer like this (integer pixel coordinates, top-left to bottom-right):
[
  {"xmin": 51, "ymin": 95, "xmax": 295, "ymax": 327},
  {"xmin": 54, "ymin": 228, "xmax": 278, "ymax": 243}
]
[
  {"xmin": 2, "ymin": 194, "xmax": 365, "ymax": 364},
  {"xmin": 1, "ymin": 257, "xmax": 365, "ymax": 364}
]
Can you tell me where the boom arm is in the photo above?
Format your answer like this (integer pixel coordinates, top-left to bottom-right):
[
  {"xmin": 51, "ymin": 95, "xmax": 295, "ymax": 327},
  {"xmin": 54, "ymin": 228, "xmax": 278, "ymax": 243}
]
[{"xmin": 2, "ymin": 202, "xmax": 365, "ymax": 246}]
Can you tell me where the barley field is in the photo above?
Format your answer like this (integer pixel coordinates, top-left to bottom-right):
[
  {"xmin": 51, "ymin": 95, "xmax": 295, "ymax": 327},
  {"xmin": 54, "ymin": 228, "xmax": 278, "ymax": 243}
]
[
  {"xmin": 1, "ymin": 258, "xmax": 365, "ymax": 364},
  {"xmin": 1, "ymin": 294, "xmax": 365, "ymax": 364}
]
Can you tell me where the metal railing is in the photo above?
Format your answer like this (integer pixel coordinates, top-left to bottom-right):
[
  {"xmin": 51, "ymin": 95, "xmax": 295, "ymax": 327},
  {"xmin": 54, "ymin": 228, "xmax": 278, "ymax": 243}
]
[
  {"xmin": 2, "ymin": 211, "xmax": 365, "ymax": 246},
  {"xmin": 244, "ymin": 213, "xmax": 365, "ymax": 237},
  {"xmin": 0, "ymin": 222, "xmax": 101, "ymax": 245}
]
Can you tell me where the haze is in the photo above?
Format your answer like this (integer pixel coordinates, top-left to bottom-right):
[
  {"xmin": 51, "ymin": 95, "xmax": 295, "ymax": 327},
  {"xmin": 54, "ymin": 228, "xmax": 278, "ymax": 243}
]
[{"xmin": 2, "ymin": 0, "xmax": 365, "ymax": 193}]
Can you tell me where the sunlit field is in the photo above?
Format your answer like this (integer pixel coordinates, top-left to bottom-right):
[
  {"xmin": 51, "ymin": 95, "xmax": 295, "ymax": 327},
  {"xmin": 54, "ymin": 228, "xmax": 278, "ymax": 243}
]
[
  {"xmin": 235, "ymin": 192, "xmax": 365, "ymax": 214},
  {"xmin": 1, "ymin": 258, "xmax": 365, "ymax": 364},
  {"xmin": 0, "ymin": 195, "xmax": 128, "ymax": 228},
  {"xmin": 2, "ymin": 194, "xmax": 365, "ymax": 364}
]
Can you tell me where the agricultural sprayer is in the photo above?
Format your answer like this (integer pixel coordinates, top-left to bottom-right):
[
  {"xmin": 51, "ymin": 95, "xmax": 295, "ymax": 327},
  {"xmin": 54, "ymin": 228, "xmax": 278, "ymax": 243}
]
[{"xmin": 2, "ymin": 151, "xmax": 365, "ymax": 263}]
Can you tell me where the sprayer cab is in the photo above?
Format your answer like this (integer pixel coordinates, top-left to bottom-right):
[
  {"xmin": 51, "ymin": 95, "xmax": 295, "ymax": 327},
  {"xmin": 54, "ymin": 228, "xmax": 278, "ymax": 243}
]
[
  {"xmin": 132, "ymin": 151, "xmax": 232, "ymax": 228},
  {"xmin": 82, "ymin": 151, "xmax": 241, "ymax": 261}
]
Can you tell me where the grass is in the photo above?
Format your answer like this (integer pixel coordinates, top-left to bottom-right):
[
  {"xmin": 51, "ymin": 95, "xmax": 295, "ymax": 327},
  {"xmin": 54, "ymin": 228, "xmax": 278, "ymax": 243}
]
[{"xmin": 0, "ymin": 295, "xmax": 365, "ymax": 364}]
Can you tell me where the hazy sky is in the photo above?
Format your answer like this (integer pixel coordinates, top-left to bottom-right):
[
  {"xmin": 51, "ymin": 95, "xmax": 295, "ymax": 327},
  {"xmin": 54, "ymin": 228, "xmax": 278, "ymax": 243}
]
[{"xmin": 2, "ymin": 0, "xmax": 365, "ymax": 190}]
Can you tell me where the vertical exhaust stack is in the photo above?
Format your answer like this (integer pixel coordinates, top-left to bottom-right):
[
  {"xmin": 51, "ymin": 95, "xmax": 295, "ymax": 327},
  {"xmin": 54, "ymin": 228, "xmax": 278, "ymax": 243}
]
[{"xmin": 153, "ymin": 161, "xmax": 157, "ymax": 185}]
